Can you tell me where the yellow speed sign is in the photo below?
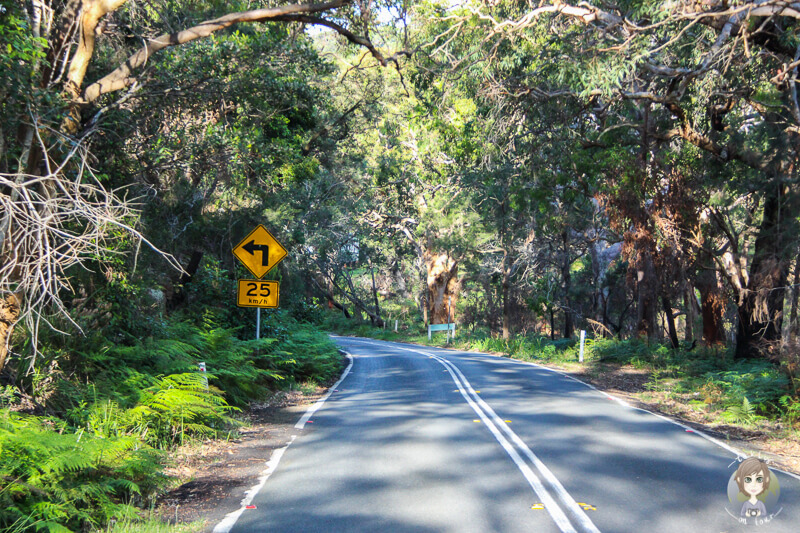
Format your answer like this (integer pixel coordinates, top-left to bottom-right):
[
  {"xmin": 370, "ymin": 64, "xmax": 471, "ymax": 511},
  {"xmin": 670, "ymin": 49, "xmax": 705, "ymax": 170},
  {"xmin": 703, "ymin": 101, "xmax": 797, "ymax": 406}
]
[{"xmin": 237, "ymin": 280, "xmax": 279, "ymax": 308}]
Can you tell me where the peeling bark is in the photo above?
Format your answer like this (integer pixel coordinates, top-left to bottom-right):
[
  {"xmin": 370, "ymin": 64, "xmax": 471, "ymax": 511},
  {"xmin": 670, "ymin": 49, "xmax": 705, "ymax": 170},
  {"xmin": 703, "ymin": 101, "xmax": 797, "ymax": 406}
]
[
  {"xmin": 425, "ymin": 250, "xmax": 458, "ymax": 325},
  {"xmin": 695, "ymin": 269, "xmax": 726, "ymax": 346},
  {"xmin": 0, "ymin": 293, "xmax": 21, "ymax": 374}
]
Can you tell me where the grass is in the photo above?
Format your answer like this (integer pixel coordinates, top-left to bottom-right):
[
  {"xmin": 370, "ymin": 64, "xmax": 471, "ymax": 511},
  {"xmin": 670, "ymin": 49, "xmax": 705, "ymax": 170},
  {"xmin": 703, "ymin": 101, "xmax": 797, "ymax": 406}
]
[{"xmin": 104, "ymin": 515, "xmax": 205, "ymax": 532}]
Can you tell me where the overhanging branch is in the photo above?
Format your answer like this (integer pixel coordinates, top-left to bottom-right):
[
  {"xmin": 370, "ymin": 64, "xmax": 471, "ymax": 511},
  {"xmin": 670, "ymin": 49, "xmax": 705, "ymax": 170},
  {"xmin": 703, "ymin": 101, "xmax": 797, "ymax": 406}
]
[{"xmin": 81, "ymin": 0, "xmax": 376, "ymax": 103}]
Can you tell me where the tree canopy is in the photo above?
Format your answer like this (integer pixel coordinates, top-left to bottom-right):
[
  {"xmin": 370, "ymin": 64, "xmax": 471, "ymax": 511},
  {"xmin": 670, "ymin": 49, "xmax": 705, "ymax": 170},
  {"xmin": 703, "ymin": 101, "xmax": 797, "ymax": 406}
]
[{"xmin": 2, "ymin": 0, "xmax": 800, "ymax": 373}]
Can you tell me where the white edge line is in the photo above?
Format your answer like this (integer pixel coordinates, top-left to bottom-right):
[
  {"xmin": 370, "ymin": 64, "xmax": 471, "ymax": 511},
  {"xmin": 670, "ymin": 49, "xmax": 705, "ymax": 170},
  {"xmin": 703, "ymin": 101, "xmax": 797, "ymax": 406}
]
[
  {"xmin": 213, "ymin": 350, "xmax": 355, "ymax": 533},
  {"xmin": 212, "ymin": 435, "xmax": 296, "ymax": 533},
  {"xmin": 518, "ymin": 359, "xmax": 800, "ymax": 482},
  {"xmin": 295, "ymin": 351, "xmax": 354, "ymax": 429},
  {"xmin": 344, "ymin": 337, "xmax": 800, "ymax": 483}
]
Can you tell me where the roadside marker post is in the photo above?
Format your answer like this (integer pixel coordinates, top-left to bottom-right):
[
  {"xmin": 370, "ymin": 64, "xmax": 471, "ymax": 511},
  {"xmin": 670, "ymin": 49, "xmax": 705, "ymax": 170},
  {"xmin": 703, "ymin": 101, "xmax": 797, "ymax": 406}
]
[
  {"xmin": 448, "ymin": 296, "xmax": 452, "ymax": 343},
  {"xmin": 579, "ymin": 330, "xmax": 586, "ymax": 363},
  {"xmin": 198, "ymin": 362, "xmax": 208, "ymax": 389}
]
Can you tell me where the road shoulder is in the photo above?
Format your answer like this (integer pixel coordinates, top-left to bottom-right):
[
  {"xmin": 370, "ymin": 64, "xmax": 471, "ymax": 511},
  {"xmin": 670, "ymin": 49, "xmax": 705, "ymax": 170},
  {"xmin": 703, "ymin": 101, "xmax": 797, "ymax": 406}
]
[{"xmin": 155, "ymin": 392, "xmax": 319, "ymax": 531}]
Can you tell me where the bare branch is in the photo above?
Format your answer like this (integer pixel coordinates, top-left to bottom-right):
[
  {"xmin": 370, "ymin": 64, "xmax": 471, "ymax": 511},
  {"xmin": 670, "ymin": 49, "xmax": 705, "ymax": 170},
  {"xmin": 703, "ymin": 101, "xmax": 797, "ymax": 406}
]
[{"xmin": 0, "ymin": 126, "xmax": 181, "ymax": 371}]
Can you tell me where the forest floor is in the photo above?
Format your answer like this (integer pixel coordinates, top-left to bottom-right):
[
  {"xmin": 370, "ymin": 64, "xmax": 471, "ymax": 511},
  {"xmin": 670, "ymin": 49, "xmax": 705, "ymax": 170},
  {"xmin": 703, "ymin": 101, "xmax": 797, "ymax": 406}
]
[{"xmin": 155, "ymin": 346, "xmax": 800, "ymax": 531}]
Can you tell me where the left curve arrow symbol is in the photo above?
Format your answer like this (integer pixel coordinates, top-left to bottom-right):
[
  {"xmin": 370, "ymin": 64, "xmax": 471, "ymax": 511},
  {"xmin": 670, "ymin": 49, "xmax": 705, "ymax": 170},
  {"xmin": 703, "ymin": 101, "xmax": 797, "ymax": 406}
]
[{"xmin": 242, "ymin": 240, "xmax": 270, "ymax": 266}]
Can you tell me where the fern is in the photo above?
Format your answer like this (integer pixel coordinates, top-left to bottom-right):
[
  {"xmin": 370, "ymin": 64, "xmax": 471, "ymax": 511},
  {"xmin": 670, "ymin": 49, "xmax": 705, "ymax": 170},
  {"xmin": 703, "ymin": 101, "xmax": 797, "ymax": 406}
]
[
  {"xmin": 0, "ymin": 409, "xmax": 165, "ymax": 533},
  {"xmin": 722, "ymin": 397, "xmax": 764, "ymax": 425},
  {"xmin": 127, "ymin": 373, "xmax": 239, "ymax": 447}
]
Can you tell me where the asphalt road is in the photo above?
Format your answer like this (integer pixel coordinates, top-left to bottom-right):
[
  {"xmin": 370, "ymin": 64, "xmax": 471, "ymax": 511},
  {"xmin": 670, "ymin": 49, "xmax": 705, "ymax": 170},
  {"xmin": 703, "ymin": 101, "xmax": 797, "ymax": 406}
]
[{"xmin": 226, "ymin": 337, "xmax": 800, "ymax": 533}]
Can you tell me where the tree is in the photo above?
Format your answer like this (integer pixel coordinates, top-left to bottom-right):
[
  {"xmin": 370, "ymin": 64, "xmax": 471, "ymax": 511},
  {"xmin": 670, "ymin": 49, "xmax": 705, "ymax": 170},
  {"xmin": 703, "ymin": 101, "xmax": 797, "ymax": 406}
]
[
  {"xmin": 425, "ymin": 0, "xmax": 800, "ymax": 357},
  {"xmin": 0, "ymin": 0, "xmax": 407, "ymax": 373}
]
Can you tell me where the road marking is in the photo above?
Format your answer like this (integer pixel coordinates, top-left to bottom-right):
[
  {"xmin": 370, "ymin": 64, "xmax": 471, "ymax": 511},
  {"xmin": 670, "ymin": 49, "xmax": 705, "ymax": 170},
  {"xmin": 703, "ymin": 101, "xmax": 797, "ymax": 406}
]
[
  {"xmin": 430, "ymin": 352, "xmax": 601, "ymax": 533},
  {"xmin": 212, "ymin": 435, "xmax": 296, "ymax": 533},
  {"xmin": 347, "ymin": 337, "xmax": 800, "ymax": 487},
  {"xmin": 213, "ymin": 350, "xmax": 355, "ymax": 533},
  {"xmin": 349, "ymin": 338, "xmax": 601, "ymax": 533},
  {"xmin": 295, "ymin": 352, "xmax": 354, "ymax": 430}
]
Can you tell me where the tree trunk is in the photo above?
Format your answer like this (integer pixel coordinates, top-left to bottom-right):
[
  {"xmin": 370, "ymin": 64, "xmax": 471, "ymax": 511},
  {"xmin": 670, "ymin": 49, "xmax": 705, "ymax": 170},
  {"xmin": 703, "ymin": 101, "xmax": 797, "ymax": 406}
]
[
  {"xmin": 695, "ymin": 270, "xmax": 726, "ymax": 346},
  {"xmin": 562, "ymin": 259, "xmax": 574, "ymax": 339},
  {"xmin": 736, "ymin": 184, "xmax": 790, "ymax": 359},
  {"xmin": 635, "ymin": 248, "xmax": 658, "ymax": 339},
  {"xmin": 590, "ymin": 240, "xmax": 601, "ymax": 326},
  {"xmin": 0, "ymin": 293, "xmax": 21, "ymax": 374},
  {"xmin": 370, "ymin": 262, "xmax": 381, "ymax": 325},
  {"xmin": 684, "ymin": 285, "xmax": 696, "ymax": 342},
  {"xmin": 419, "ymin": 274, "xmax": 428, "ymax": 326},
  {"xmin": 311, "ymin": 277, "xmax": 351, "ymax": 318},
  {"xmin": 482, "ymin": 277, "xmax": 495, "ymax": 333},
  {"xmin": 426, "ymin": 250, "xmax": 458, "ymax": 325},
  {"xmin": 789, "ymin": 258, "xmax": 799, "ymax": 343},
  {"xmin": 560, "ymin": 230, "xmax": 574, "ymax": 339},
  {"xmin": 661, "ymin": 294, "xmax": 680, "ymax": 349},
  {"xmin": 167, "ymin": 251, "xmax": 204, "ymax": 310}
]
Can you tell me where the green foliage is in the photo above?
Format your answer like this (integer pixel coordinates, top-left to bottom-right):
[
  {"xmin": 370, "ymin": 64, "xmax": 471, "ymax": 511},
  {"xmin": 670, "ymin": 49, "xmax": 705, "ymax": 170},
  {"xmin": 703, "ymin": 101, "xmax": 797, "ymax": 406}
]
[
  {"xmin": 722, "ymin": 397, "xmax": 764, "ymax": 426},
  {"xmin": 0, "ymin": 3, "xmax": 52, "ymax": 165},
  {"xmin": 0, "ymin": 410, "xmax": 165, "ymax": 533},
  {"xmin": 591, "ymin": 339, "xmax": 793, "ymax": 417},
  {"xmin": 779, "ymin": 395, "xmax": 800, "ymax": 424},
  {"xmin": 3, "ymin": 280, "xmax": 342, "ymax": 532},
  {"xmin": 125, "ymin": 373, "xmax": 239, "ymax": 448},
  {"xmin": 105, "ymin": 516, "xmax": 204, "ymax": 533}
]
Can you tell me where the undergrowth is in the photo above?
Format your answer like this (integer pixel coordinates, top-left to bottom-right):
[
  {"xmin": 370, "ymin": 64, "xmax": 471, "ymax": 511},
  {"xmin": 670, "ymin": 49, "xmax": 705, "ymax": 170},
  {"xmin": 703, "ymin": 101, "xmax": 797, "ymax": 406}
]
[{"xmin": 2, "ymin": 288, "xmax": 341, "ymax": 532}]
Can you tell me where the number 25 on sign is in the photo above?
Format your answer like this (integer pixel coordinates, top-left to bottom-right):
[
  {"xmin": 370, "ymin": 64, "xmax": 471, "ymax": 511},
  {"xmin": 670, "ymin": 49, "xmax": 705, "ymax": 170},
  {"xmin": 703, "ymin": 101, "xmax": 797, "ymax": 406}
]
[{"xmin": 237, "ymin": 280, "xmax": 279, "ymax": 308}]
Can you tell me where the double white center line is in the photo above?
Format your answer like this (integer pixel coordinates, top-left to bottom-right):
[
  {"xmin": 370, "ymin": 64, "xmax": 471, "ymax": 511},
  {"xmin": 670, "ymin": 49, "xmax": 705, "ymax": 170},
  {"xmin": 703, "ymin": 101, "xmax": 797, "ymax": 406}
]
[{"xmin": 356, "ymin": 339, "xmax": 602, "ymax": 533}]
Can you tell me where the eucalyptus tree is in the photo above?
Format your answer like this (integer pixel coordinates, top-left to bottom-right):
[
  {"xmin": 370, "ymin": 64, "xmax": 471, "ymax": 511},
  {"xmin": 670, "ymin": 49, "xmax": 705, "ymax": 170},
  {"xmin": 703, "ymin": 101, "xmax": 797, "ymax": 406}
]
[{"xmin": 424, "ymin": 0, "xmax": 800, "ymax": 358}]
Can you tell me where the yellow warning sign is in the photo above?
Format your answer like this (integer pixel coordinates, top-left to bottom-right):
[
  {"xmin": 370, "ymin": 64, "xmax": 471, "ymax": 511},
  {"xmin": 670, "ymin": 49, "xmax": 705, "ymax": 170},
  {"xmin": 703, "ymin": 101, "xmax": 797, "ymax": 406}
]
[
  {"xmin": 232, "ymin": 225, "xmax": 287, "ymax": 279},
  {"xmin": 237, "ymin": 280, "xmax": 279, "ymax": 308}
]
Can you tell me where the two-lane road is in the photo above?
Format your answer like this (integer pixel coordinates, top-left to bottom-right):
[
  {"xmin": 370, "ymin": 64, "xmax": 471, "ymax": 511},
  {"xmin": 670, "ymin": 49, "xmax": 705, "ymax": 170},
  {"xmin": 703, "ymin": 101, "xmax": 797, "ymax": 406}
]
[{"xmin": 224, "ymin": 337, "xmax": 799, "ymax": 532}]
